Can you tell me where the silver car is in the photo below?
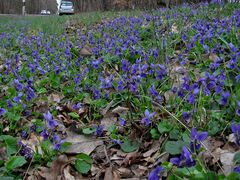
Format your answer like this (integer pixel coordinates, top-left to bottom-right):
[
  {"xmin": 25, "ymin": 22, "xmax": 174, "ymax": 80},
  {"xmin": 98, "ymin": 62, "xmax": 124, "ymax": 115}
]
[{"xmin": 59, "ymin": 1, "xmax": 74, "ymax": 15}]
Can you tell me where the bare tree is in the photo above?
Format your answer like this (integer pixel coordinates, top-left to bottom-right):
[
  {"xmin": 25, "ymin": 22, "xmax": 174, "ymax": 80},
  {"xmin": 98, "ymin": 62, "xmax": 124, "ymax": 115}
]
[{"xmin": 0, "ymin": 0, "xmax": 57, "ymax": 14}]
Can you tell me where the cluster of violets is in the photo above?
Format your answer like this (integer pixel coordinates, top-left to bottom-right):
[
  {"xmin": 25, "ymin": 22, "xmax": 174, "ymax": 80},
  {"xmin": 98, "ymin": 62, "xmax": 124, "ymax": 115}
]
[
  {"xmin": 149, "ymin": 122, "xmax": 240, "ymax": 179},
  {"xmin": 149, "ymin": 128, "xmax": 208, "ymax": 179},
  {"xmin": 0, "ymin": 1, "xmax": 239, "ymax": 178},
  {"xmin": 231, "ymin": 123, "xmax": 240, "ymax": 173},
  {"xmin": 18, "ymin": 111, "xmax": 64, "ymax": 159}
]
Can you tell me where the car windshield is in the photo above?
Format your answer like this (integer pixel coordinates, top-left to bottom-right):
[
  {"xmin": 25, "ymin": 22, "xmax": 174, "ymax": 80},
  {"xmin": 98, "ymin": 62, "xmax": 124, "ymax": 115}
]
[{"xmin": 61, "ymin": 1, "xmax": 73, "ymax": 6}]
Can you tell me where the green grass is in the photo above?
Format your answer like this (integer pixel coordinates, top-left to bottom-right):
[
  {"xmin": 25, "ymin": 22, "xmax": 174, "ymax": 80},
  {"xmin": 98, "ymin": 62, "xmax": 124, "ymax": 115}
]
[{"xmin": 0, "ymin": 10, "xmax": 142, "ymax": 34}]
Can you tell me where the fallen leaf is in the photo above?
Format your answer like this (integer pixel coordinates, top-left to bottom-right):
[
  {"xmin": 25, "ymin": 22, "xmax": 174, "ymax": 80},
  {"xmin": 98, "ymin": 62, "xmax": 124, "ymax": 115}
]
[
  {"xmin": 131, "ymin": 165, "xmax": 147, "ymax": 177},
  {"xmin": 209, "ymin": 53, "xmax": 220, "ymax": 62},
  {"xmin": 117, "ymin": 167, "xmax": 133, "ymax": 178},
  {"xmin": 80, "ymin": 45, "xmax": 92, "ymax": 56},
  {"xmin": 63, "ymin": 165, "xmax": 75, "ymax": 180},
  {"xmin": 21, "ymin": 133, "xmax": 43, "ymax": 154},
  {"xmin": 48, "ymin": 93, "xmax": 64, "ymax": 103},
  {"xmin": 38, "ymin": 155, "xmax": 69, "ymax": 180},
  {"xmin": 101, "ymin": 100, "xmax": 114, "ymax": 115},
  {"xmin": 228, "ymin": 133, "xmax": 236, "ymax": 144},
  {"xmin": 164, "ymin": 90, "xmax": 174, "ymax": 102},
  {"xmin": 104, "ymin": 167, "xmax": 120, "ymax": 180},
  {"xmin": 110, "ymin": 154, "xmax": 124, "ymax": 161},
  {"xmin": 122, "ymin": 151, "xmax": 141, "ymax": 167},
  {"xmin": 220, "ymin": 150, "xmax": 235, "ymax": 175},
  {"xmin": 112, "ymin": 106, "xmax": 129, "ymax": 115},
  {"xmin": 65, "ymin": 131, "xmax": 103, "ymax": 155},
  {"xmin": 202, "ymin": 137, "xmax": 224, "ymax": 153},
  {"xmin": 143, "ymin": 141, "xmax": 160, "ymax": 158},
  {"xmin": 171, "ymin": 23, "xmax": 178, "ymax": 33},
  {"xmin": 91, "ymin": 164, "xmax": 101, "ymax": 176},
  {"xmin": 101, "ymin": 116, "xmax": 118, "ymax": 130}
]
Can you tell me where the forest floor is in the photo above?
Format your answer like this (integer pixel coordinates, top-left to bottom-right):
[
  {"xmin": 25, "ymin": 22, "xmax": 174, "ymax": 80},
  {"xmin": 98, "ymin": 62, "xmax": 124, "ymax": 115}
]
[{"xmin": 0, "ymin": 2, "xmax": 240, "ymax": 180}]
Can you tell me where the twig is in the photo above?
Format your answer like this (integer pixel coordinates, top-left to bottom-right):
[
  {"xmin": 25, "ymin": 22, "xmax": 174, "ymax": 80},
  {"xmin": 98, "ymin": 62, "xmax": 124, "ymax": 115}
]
[
  {"xmin": 104, "ymin": 145, "xmax": 112, "ymax": 167},
  {"xmin": 151, "ymin": 100, "xmax": 225, "ymax": 174},
  {"xmin": 23, "ymin": 157, "xmax": 33, "ymax": 180},
  {"xmin": 152, "ymin": 100, "xmax": 191, "ymax": 132}
]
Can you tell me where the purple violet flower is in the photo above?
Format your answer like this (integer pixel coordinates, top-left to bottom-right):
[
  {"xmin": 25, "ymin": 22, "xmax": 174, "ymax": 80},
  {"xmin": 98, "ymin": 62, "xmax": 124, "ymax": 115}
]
[
  {"xmin": 190, "ymin": 128, "xmax": 208, "ymax": 152},
  {"xmin": 72, "ymin": 103, "xmax": 81, "ymax": 110},
  {"xmin": 234, "ymin": 166, "xmax": 240, "ymax": 173},
  {"xmin": 236, "ymin": 101, "xmax": 240, "ymax": 116},
  {"xmin": 43, "ymin": 111, "xmax": 58, "ymax": 129},
  {"xmin": 53, "ymin": 140, "xmax": 64, "ymax": 151},
  {"xmin": 141, "ymin": 109, "xmax": 155, "ymax": 126},
  {"xmin": 94, "ymin": 125, "xmax": 104, "ymax": 137},
  {"xmin": 220, "ymin": 91, "xmax": 230, "ymax": 105},
  {"xmin": 113, "ymin": 139, "xmax": 121, "ymax": 145},
  {"xmin": 0, "ymin": 108, "xmax": 6, "ymax": 116},
  {"xmin": 231, "ymin": 123, "xmax": 240, "ymax": 146},
  {"xmin": 148, "ymin": 166, "xmax": 164, "ymax": 180},
  {"xmin": 119, "ymin": 117, "xmax": 126, "ymax": 126},
  {"xmin": 40, "ymin": 129, "xmax": 48, "ymax": 140},
  {"xmin": 182, "ymin": 112, "xmax": 191, "ymax": 123},
  {"xmin": 170, "ymin": 146, "xmax": 196, "ymax": 168},
  {"xmin": 21, "ymin": 131, "xmax": 28, "ymax": 139}
]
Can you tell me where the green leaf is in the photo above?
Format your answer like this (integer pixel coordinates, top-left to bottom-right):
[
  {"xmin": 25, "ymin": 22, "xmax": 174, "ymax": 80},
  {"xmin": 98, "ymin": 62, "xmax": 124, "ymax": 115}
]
[
  {"xmin": 37, "ymin": 87, "xmax": 47, "ymax": 94},
  {"xmin": 169, "ymin": 129, "xmax": 180, "ymax": 140},
  {"xmin": 108, "ymin": 125, "xmax": 116, "ymax": 134},
  {"xmin": 120, "ymin": 140, "xmax": 140, "ymax": 153},
  {"xmin": 165, "ymin": 140, "xmax": 188, "ymax": 155},
  {"xmin": 150, "ymin": 128, "xmax": 160, "ymax": 140},
  {"xmin": 75, "ymin": 159, "xmax": 91, "ymax": 174},
  {"xmin": 5, "ymin": 156, "xmax": 27, "ymax": 170},
  {"xmin": 76, "ymin": 153, "xmax": 93, "ymax": 164},
  {"xmin": 68, "ymin": 112, "xmax": 80, "ymax": 119},
  {"xmin": 60, "ymin": 142, "xmax": 72, "ymax": 153},
  {"xmin": 182, "ymin": 131, "xmax": 191, "ymax": 143},
  {"xmin": 0, "ymin": 177, "xmax": 14, "ymax": 180},
  {"xmin": 161, "ymin": 161, "xmax": 173, "ymax": 171},
  {"xmin": 157, "ymin": 121, "xmax": 173, "ymax": 134},
  {"xmin": 0, "ymin": 135, "xmax": 17, "ymax": 156},
  {"xmin": 233, "ymin": 151, "xmax": 240, "ymax": 164},
  {"xmin": 82, "ymin": 127, "xmax": 96, "ymax": 135}
]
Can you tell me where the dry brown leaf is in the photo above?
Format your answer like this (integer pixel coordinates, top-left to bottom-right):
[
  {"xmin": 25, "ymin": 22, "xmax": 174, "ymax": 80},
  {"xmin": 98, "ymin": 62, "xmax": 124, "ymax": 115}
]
[
  {"xmin": 38, "ymin": 155, "xmax": 69, "ymax": 180},
  {"xmin": 110, "ymin": 154, "xmax": 124, "ymax": 161},
  {"xmin": 117, "ymin": 167, "xmax": 133, "ymax": 178},
  {"xmin": 101, "ymin": 100, "xmax": 114, "ymax": 115},
  {"xmin": 143, "ymin": 141, "xmax": 160, "ymax": 158},
  {"xmin": 209, "ymin": 53, "xmax": 220, "ymax": 62},
  {"xmin": 112, "ymin": 106, "xmax": 129, "ymax": 115},
  {"xmin": 122, "ymin": 151, "xmax": 141, "ymax": 167},
  {"xmin": 80, "ymin": 45, "xmax": 92, "ymax": 56},
  {"xmin": 143, "ymin": 156, "xmax": 155, "ymax": 164},
  {"xmin": 203, "ymin": 137, "xmax": 224, "ymax": 152},
  {"xmin": 228, "ymin": 133, "xmax": 236, "ymax": 144},
  {"xmin": 0, "ymin": 147, "xmax": 7, "ymax": 161},
  {"xmin": 171, "ymin": 23, "xmax": 178, "ymax": 33},
  {"xmin": 48, "ymin": 93, "xmax": 64, "ymax": 103},
  {"xmin": 104, "ymin": 167, "xmax": 113, "ymax": 180},
  {"xmin": 65, "ymin": 132, "xmax": 103, "ymax": 155},
  {"xmin": 63, "ymin": 165, "xmax": 75, "ymax": 180},
  {"xmin": 104, "ymin": 167, "xmax": 120, "ymax": 180},
  {"xmin": 33, "ymin": 100, "xmax": 49, "ymax": 113},
  {"xmin": 219, "ymin": 150, "xmax": 235, "ymax": 175},
  {"xmin": 91, "ymin": 164, "xmax": 101, "ymax": 176},
  {"xmin": 131, "ymin": 165, "xmax": 147, "ymax": 177},
  {"xmin": 21, "ymin": 133, "xmax": 43, "ymax": 154},
  {"xmin": 164, "ymin": 90, "xmax": 174, "ymax": 102},
  {"xmin": 101, "ymin": 116, "xmax": 118, "ymax": 130}
]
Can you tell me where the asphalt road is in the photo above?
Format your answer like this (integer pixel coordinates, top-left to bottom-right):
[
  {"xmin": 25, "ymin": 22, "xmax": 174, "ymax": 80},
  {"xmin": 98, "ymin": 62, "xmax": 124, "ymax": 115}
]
[{"xmin": 0, "ymin": 14, "xmax": 55, "ymax": 17}]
